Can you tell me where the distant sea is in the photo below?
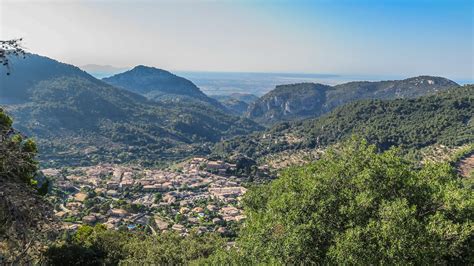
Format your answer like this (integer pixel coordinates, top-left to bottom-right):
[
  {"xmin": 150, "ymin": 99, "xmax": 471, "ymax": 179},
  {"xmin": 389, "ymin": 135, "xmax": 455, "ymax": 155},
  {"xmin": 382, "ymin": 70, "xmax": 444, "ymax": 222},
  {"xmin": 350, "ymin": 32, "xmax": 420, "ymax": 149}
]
[
  {"xmin": 176, "ymin": 71, "xmax": 473, "ymax": 96},
  {"xmin": 89, "ymin": 68, "xmax": 473, "ymax": 97}
]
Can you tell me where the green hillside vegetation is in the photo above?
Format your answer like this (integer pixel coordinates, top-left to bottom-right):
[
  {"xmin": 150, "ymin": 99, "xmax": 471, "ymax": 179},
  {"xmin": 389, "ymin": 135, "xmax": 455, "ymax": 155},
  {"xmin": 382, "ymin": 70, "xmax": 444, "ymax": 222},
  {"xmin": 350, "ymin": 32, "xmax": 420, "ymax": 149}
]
[
  {"xmin": 1, "ymin": 55, "xmax": 262, "ymax": 167},
  {"xmin": 203, "ymin": 139, "xmax": 473, "ymax": 264},
  {"xmin": 246, "ymin": 76, "xmax": 459, "ymax": 124},
  {"xmin": 215, "ymin": 85, "xmax": 474, "ymax": 161}
]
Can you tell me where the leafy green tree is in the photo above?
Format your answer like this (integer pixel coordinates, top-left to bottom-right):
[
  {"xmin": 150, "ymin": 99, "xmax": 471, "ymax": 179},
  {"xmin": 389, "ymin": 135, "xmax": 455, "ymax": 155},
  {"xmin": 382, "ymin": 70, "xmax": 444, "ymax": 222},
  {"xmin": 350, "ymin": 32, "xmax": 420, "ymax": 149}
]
[
  {"xmin": 0, "ymin": 108, "xmax": 38, "ymax": 185},
  {"xmin": 122, "ymin": 232, "xmax": 224, "ymax": 264},
  {"xmin": 208, "ymin": 138, "xmax": 473, "ymax": 264},
  {"xmin": 0, "ymin": 109, "xmax": 56, "ymax": 263},
  {"xmin": 44, "ymin": 225, "xmax": 225, "ymax": 265}
]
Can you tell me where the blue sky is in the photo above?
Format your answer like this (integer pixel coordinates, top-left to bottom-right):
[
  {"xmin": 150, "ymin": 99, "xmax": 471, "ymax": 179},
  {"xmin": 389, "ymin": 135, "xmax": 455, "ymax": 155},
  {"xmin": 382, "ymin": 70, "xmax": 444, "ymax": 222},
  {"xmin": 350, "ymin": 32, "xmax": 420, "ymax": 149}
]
[{"xmin": 1, "ymin": 0, "xmax": 473, "ymax": 80}]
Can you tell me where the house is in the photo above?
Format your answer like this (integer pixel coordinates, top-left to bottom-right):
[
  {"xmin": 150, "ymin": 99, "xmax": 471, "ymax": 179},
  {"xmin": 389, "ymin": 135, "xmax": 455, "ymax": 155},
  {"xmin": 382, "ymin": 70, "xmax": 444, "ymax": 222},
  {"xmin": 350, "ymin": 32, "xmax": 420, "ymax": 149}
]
[
  {"xmin": 154, "ymin": 217, "xmax": 170, "ymax": 231},
  {"xmin": 143, "ymin": 184, "xmax": 162, "ymax": 192},
  {"xmin": 192, "ymin": 207, "xmax": 204, "ymax": 213},
  {"xmin": 162, "ymin": 194, "xmax": 176, "ymax": 204},
  {"xmin": 212, "ymin": 217, "xmax": 223, "ymax": 225},
  {"xmin": 207, "ymin": 161, "xmax": 225, "ymax": 170},
  {"xmin": 55, "ymin": 211, "xmax": 67, "ymax": 219},
  {"xmin": 65, "ymin": 202, "xmax": 82, "ymax": 210},
  {"xmin": 74, "ymin": 192, "xmax": 88, "ymax": 202},
  {"xmin": 110, "ymin": 208, "xmax": 128, "ymax": 217},
  {"xmin": 82, "ymin": 215, "xmax": 97, "ymax": 224},
  {"xmin": 106, "ymin": 190, "xmax": 119, "ymax": 197},
  {"xmin": 209, "ymin": 187, "xmax": 246, "ymax": 200},
  {"xmin": 120, "ymin": 180, "xmax": 134, "ymax": 189},
  {"xmin": 179, "ymin": 207, "xmax": 190, "ymax": 214},
  {"xmin": 107, "ymin": 182, "xmax": 119, "ymax": 190},
  {"xmin": 206, "ymin": 204, "xmax": 217, "ymax": 212},
  {"xmin": 172, "ymin": 224, "xmax": 185, "ymax": 233}
]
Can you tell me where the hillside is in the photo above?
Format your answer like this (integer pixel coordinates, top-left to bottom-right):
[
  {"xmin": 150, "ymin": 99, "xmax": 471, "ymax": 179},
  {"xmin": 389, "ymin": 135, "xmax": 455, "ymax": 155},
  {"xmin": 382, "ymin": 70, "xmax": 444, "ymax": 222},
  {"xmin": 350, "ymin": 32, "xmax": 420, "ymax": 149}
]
[
  {"xmin": 246, "ymin": 83, "xmax": 331, "ymax": 123},
  {"xmin": 103, "ymin": 66, "xmax": 224, "ymax": 109},
  {"xmin": 0, "ymin": 54, "xmax": 262, "ymax": 167},
  {"xmin": 246, "ymin": 76, "xmax": 459, "ymax": 124},
  {"xmin": 215, "ymin": 85, "xmax": 474, "ymax": 161},
  {"xmin": 211, "ymin": 93, "xmax": 259, "ymax": 114}
]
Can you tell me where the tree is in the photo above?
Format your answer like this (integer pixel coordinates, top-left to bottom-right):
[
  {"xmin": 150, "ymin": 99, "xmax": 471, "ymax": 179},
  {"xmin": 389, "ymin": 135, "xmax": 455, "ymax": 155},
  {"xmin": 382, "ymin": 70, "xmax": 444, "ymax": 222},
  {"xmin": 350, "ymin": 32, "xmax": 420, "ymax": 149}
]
[
  {"xmin": 207, "ymin": 138, "xmax": 473, "ymax": 264},
  {"xmin": 0, "ymin": 39, "xmax": 26, "ymax": 75},
  {"xmin": 0, "ymin": 108, "xmax": 38, "ymax": 185},
  {"xmin": 43, "ymin": 225, "xmax": 225, "ymax": 265},
  {"xmin": 0, "ymin": 109, "xmax": 57, "ymax": 263}
]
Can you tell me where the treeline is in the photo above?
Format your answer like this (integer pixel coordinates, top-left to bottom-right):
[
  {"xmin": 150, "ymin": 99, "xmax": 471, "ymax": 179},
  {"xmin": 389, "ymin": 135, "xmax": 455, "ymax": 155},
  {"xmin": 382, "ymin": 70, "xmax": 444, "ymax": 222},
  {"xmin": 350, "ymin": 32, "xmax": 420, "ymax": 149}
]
[
  {"xmin": 44, "ymin": 225, "xmax": 225, "ymax": 265},
  {"xmin": 214, "ymin": 85, "xmax": 474, "ymax": 161}
]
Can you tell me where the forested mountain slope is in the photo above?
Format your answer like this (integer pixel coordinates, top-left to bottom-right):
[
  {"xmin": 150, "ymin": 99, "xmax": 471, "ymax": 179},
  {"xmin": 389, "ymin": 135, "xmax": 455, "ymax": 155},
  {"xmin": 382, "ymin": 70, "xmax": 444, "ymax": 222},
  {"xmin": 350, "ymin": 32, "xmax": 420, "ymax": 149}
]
[
  {"xmin": 246, "ymin": 76, "xmax": 459, "ymax": 124},
  {"xmin": 215, "ymin": 85, "xmax": 473, "ymax": 160},
  {"xmin": 103, "ymin": 65, "xmax": 225, "ymax": 109},
  {"xmin": 0, "ymin": 54, "xmax": 262, "ymax": 167}
]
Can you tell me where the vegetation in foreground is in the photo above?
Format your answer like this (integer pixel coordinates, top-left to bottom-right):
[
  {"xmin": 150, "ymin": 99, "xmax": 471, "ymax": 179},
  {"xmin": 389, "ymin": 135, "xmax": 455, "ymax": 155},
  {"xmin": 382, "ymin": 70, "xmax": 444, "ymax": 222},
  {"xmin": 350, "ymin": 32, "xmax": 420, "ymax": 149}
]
[{"xmin": 37, "ymin": 138, "xmax": 473, "ymax": 264}]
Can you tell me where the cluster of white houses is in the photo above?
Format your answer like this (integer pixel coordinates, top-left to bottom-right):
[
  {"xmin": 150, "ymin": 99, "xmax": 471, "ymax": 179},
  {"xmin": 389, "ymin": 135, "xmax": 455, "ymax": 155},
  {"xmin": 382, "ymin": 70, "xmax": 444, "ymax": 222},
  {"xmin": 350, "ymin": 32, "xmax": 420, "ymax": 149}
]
[{"xmin": 45, "ymin": 158, "xmax": 247, "ymax": 234}]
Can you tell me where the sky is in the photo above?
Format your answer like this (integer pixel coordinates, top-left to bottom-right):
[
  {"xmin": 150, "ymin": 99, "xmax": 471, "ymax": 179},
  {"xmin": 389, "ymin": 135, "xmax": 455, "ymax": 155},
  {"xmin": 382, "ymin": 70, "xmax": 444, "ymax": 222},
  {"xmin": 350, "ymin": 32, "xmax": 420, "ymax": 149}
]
[{"xmin": 1, "ymin": 0, "xmax": 473, "ymax": 80}]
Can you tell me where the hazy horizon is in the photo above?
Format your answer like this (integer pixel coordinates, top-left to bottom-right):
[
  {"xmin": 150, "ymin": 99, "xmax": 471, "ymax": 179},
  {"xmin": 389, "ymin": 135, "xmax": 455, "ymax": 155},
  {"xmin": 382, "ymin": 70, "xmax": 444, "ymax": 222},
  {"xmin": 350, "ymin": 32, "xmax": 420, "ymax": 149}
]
[
  {"xmin": 77, "ymin": 62, "xmax": 473, "ymax": 96},
  {"xmin": 2, "ymin": 0, "xmax": 473, "ymax": 81}
]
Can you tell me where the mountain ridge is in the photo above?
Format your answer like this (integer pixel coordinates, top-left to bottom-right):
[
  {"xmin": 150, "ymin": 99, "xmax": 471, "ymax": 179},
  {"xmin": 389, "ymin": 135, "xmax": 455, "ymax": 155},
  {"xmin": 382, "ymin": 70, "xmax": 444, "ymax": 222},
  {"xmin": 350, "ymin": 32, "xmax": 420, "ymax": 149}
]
[
  {"xmin": 0, "ymin": 54, "xmax": 262, "ymax": 167},
  {"xmin": 245, "ymin": 76, "xmax": 459, "ymax": 124}
]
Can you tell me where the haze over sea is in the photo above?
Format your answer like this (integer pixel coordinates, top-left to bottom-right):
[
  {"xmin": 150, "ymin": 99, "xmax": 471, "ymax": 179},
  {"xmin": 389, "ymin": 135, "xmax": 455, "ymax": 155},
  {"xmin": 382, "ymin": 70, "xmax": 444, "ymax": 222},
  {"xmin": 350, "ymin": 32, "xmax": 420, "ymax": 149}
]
[{"xmin": 85, "ymin": 68, "xmax": 473, "ymax": 97}]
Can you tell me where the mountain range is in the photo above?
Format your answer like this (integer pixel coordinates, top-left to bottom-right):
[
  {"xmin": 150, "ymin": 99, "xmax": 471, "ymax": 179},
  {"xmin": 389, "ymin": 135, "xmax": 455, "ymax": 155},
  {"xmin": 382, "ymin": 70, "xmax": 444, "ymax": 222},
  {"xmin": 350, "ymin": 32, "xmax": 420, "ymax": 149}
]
[
  {"xmin": 1, "ymin": 53, "xmax": 468, "ymax": 168},
  {"xmin": 0, "ymin": 54, "xmax": 261, "ymax": 167},
  {"xmin": 246, "ymin": 76, "xmax": 459, "ymax": 124}
]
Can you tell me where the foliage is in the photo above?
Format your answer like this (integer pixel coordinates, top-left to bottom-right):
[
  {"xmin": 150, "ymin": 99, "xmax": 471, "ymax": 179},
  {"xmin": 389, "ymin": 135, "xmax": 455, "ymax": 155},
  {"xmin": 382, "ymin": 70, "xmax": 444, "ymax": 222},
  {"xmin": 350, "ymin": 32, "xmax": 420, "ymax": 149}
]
[
  {"xmin": 0, "ymin": 109, "xmax": 56, "ymax": 264},
  {"xmin": 43, "ymin": 224, "xmax": 225, "ymax": 265},
  {"xmin": 0, "ymin": 108, "xmax": 38, "ymax": 185},
  {"xmin": 206, "ymin": 138, "xmax": 473, "ymax": 264}
]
